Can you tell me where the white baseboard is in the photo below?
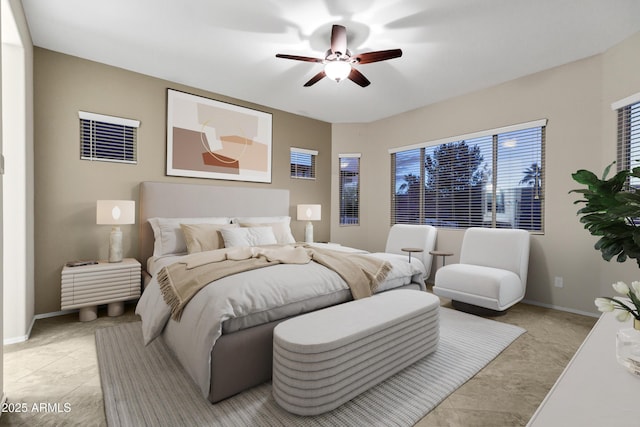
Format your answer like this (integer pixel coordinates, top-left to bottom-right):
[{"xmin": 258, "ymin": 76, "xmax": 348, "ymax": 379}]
[
  {"xmin": 521, "ymin": 298, "xmax": 600, "ymax": 318},
  {"xmin": 3, "ymin": 309, "xmax": 78, "ymax": 345},
  {"xmin": 3, "ymin": 314, "xmax": 39, "ymax": 345},
  {"xmin": 4, "ymin": 302, "xmax": 138, "ymax": 345},
  {"xmin": 4, "ymin": 334, "xmax": 30, "ymax": 346},
  {"xmin": 34, "ymin": 308, "xmax": 78, "ymax": 320}
]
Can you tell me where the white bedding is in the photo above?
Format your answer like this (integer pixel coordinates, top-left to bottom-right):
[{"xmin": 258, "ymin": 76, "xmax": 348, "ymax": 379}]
[{"xmin": 135, "ymin": 245, "xmax": 425, "ymax": 397}]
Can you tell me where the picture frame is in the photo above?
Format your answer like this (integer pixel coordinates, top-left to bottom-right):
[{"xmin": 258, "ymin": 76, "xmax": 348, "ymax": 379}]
[{"xmin": 166, "ymin": 89, "xmax": 273, "ymax": 183}]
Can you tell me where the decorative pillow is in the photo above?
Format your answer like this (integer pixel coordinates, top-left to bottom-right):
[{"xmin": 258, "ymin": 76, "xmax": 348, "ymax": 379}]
[
  {"xmin": 220, "ymin": 227, "xmax": 278, "ymax": 248},
  {"xmin": 238, "ymin": 221, "xmax": 296, "ymax": 244},
  {"xmin": 148, "ymin": 217, "xmax": 230, "ymax": 256},
  {"xmin": 232, "ymin": 216, "xmax": 295, "ymax": 243},
  {"xmin": 180, "ymin": 223, "xmax": 239, "ymax": 254}
]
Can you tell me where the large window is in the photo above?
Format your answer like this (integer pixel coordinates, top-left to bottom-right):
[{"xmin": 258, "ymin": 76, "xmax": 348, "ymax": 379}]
[
  {"xmin": 391, "ymin": 120, "xmax": 545, "ymax": 231},
  {"xmin": 339, "ymin": 154, "xmax": 360, "ymax": 225},
  {"xmin": 615, "ymin": 96, "xmax": 640, "ymax": 187}
]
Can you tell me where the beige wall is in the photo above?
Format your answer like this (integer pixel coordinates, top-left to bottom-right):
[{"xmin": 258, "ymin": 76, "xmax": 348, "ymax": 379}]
[
  {"xmin": 332, "ymin": 31, "xmax": 640, "ymax": 315},
  {"xmin": 34, "ymin": 48, "xmax": 331, "ymax": 314},
  {"xmin": 598, "ymin": 31, "xmax": 640, "ymax": 295}
]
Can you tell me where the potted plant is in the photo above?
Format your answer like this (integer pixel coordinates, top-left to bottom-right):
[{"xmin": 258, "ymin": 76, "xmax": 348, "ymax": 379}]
[
  {"xmin": 570, "ymin": 161, "xmax": 640, "ymax": 267},
  {"xmin": 572, "ymin": 162, "xmax": 640, "ymax": 374}
]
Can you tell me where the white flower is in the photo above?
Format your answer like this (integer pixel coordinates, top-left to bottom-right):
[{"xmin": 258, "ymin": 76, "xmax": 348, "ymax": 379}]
[
  {"xmin": 595, "ymin": 297, "xmax": 615, "ymax": 312},
  {"xmin": 631, "ymin": 281, "xmax": 640, "ymax": 297},
  {"xmin": 615, "ymin": 309, "xmax": 632, "ymax": 322},
  {"xmin": 613, "ymin": 281, "xmax": 630, "ymax": 295}
]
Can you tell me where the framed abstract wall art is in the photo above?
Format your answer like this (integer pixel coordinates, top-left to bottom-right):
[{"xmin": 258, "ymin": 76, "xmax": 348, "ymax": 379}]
[{"xmin": 166, "ymin": 89, "xmax": 272, "ymax": 183}]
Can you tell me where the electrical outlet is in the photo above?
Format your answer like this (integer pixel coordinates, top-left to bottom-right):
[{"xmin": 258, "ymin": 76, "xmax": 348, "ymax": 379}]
[{"xmin": 554, "ymin": 276, "xmax": 564, "ymax": 288}]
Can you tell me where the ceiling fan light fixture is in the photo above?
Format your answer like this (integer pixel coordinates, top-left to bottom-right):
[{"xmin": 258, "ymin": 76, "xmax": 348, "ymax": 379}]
[
  {"xmin": 276, "ymin": 24, "xmax": 401, "ymax": 87},
  {"xmin": 324, "ymin": 60, "xmax": 351, "ymax": 82}
]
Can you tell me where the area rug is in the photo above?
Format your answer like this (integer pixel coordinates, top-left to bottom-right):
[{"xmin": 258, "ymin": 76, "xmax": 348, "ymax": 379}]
[{"xmin": 96, "ymin": 307, "xmax": 525, "ymax": 427}]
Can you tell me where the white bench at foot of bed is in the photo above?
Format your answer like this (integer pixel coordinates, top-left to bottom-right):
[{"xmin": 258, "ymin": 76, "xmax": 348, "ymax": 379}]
[{"xmin": 272, "ymin": 289, "xmax": 440, "ymax": 416}]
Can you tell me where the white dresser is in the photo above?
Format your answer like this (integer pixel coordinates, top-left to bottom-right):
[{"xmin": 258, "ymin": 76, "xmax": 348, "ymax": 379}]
[
  {"xmin": 527, "ymin": 311, "xmax": 640, "ymax": 426},
  {"xmin": 61, "ymin": 258, "xmax": 141, "ymax": 321}
]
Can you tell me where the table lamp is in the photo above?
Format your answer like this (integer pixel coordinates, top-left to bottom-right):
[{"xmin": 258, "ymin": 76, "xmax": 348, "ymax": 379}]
[
  {"xmin": 297, "ymin": 204, "xmax": 321, "ymax": 243},
  {"xmin": 97, "ymin": 200, "xmax": 135, "ymax": 262}
]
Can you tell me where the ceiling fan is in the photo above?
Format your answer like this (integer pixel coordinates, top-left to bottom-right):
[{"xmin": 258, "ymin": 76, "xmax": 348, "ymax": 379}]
[{"xmin": 276, "ymin": 24, "xmax": 402, "ymax": 87}]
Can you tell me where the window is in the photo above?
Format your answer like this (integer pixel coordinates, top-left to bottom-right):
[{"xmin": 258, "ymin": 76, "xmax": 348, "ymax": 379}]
[
  {"xmin": 614, "ymin": 94, "xmax": 640, "ymax": 187},
  {"xmin": 339, "ymin": 154, "xmax": 360, "ymax": 225},
  {"xmin": 391, "ymin": 120, "xmax": 546, "ymax": 232},
  {"xmin": 79, "ymin": 111, "xmax": 139, "ymax": 164},
  {"xmin": 290, "ymin": 147, "xmax": 317, "ymax": 179}
]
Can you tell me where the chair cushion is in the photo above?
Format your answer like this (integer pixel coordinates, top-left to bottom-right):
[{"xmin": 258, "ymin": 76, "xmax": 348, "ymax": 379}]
[
  {"xmin": 459, "ymin": 228, "xmax": 529, "ymax": 285},
  {"xmin": 434, "ymin": 264, "xmax": 523, "ymax": 307}
]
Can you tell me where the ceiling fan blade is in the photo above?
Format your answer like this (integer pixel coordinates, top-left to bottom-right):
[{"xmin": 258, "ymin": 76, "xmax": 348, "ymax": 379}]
[
  {"xmin": 330, "ymin": 25, "xmax": 347, "ymax": 55},
  {"xmin": 304, "ymin": 70, "xmax": 326, "ymax": 87},
  {"xmin": 276, "ymin": 53, "xmax": 323, "ymax": 63},
  {"xmin": 353, "ymin": 49, "xmax": 403, "ymax": 64},
  {"xmin": 348, "ymin": 68, "xmax": 370, "ymax": 87}
]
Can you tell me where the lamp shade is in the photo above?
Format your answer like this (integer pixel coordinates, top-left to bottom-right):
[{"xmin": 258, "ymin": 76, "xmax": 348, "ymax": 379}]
[
  {"xmin": 96, "ymin": 200, "xmax": 135, "ymax": 225},
  {"xmin": 297, "ymin": 204, "xmax": 321, "ymax": 221}
]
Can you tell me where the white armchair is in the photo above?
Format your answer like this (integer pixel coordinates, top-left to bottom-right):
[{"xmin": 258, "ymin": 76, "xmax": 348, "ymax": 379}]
[
  {"xmin": 385, "ymin": 224, "xmax": 438, "ymax": 278},
  {"xmin": 433, "ymin": 228, "xmax": 530, "ymax": 313}
]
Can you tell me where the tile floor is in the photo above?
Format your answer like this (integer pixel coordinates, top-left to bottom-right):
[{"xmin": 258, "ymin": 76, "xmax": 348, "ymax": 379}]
[
  {"xmin": 0, "ymin": 299, "xmax": 596, "ymax": 426},
  {"xmin": 1, "ymin": 305, "xmax": 138, "ymax": 426}
]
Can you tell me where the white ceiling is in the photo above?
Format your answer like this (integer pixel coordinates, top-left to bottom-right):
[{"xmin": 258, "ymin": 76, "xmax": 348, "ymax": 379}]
[{"xmin": 20, "ymin": 0, "xmax": 640, "ymax": 123}]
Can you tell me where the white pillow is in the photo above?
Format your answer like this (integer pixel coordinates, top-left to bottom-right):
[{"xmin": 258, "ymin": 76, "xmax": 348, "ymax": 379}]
[
  {"xmin": 148, "ymin": 217, "xmax": 230, "ymax": 256},
  {"xmin": 220, "ymin": 227, "xmax": 278, "ymax": 248},
  {"xmin": 231, "ymin": 216, "xmax": 291, "ymax": 225},
  {"xmin": 232, "ymin": 216, "xmax": 295, "ymax": 244}
]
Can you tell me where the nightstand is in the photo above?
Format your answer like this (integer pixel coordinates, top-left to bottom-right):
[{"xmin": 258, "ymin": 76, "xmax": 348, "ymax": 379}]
[{"xmin": 61, "ymin": 258, "xmax": 141, "ymax": 321}]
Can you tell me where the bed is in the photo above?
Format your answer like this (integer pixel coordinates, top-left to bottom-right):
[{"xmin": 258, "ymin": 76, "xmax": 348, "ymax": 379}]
[{"xmin": 134, "ymin": 181, "xmax": 434, "ymax": 403}]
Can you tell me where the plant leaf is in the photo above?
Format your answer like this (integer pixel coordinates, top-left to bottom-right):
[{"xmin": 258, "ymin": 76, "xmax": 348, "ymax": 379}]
[
  {"xmin": 571, "ymin": 170, "xmax": 599, "ymax": 186},
  {"xmin": 602, "ymin": 161, "xmax": 616, "ymax": 180}
]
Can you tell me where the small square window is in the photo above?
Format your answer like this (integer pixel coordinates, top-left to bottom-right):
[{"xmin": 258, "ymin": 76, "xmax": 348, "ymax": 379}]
[
  {"xmin": 290, "ymin": 147, "xmax": 317, "ymax": 179},
  {"xmin": 79, "ymin": 111, "xmax": 140, "ymax": 164}
]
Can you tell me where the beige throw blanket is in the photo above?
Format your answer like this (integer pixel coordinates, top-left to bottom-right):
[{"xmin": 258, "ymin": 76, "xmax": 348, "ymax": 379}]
[{"xmin": 158, "ymin": 245, "xmax": 392, "ymax": 320}]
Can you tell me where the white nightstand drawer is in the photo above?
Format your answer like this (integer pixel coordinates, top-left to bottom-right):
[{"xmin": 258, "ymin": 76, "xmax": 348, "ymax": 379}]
[{"xmin": 61, "ymin": 258, "xmax": 141, "ymax": 313}]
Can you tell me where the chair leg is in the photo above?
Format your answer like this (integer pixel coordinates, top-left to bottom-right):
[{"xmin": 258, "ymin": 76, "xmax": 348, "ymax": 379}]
[{"xmin": 451, "ymin": 300, "xmax": 507, "ymax": 317}]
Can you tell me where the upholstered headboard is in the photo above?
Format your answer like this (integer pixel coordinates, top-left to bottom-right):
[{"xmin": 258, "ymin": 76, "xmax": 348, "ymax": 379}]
[{"xmin": 138, "ymin": 181, "xmax": 290, "ymax": 267}]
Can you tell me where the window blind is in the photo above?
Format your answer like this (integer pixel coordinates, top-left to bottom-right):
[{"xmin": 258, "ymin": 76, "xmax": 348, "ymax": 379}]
[
  {"xmin": 79, "ymin": 111, "xmax": 139, "ymax": 164},
  {"xmin": 421, "ymin": 136, "xmax": 492, "ymax": 229},
  {"xmin": 496, "ymin": 127, "xmax": 544, "ymax": 230},
  {"xmin": 339, "ymin": 154, "xmax": 360, "ymax": 226},
  {"xmin": 391, "ymin": 148, "xmax": 423, "ymax": 224},
  {"xmin": 290, "ymin": 147, "xmax": 317, "ymax": 179},
  {"xmin": 615, "ymin": 99, "xmax": 640, "ymax": 188},
  {"xmin": 391, "ymin": 121, "xmax": 545, "ymax": 232}
]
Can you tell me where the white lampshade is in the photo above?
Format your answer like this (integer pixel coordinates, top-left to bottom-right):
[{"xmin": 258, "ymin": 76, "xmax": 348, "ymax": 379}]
[
  {"xmin": 96, "ymin": 200, "xmax": 135, "ymax": 225},
  {"xmin": 96, "ymin": 200, "xmax": 135, "ymax": 263},
  {"xmin": 297, "ymin": 204, "xmax": 321, "ymax": 244},
  {"xmin": 297, "ymin": 204, "xmax": 321, "ymax": 221},
  {"xmin": 324, "ymin": 60, "xmax": 351, "ymax": 82}
]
